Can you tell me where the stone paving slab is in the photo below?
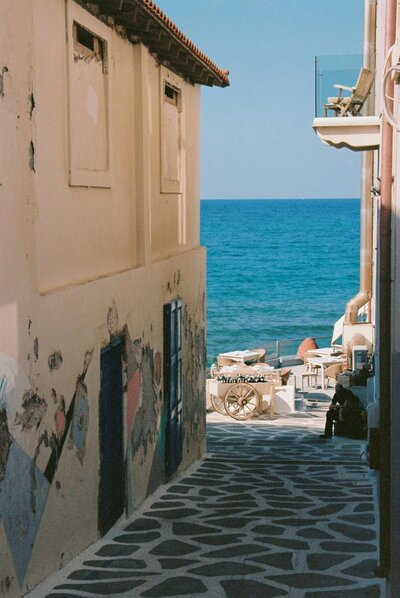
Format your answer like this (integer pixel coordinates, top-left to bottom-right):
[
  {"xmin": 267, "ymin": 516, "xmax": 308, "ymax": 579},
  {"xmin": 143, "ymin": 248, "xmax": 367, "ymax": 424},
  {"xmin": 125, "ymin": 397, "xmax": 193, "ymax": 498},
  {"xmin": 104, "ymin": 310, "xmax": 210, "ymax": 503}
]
[{"xmin": 27, "ymin": 410, "xmax": 384, "ymax": 598}]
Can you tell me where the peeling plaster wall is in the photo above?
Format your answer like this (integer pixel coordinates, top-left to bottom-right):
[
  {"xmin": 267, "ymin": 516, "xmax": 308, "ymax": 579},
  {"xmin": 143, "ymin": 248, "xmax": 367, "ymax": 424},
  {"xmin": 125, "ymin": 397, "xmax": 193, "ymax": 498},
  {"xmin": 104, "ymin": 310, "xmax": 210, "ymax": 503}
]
[
  {"xmin": 0, "ymin": 3, "xmax": 205, "ymax": 594},
  {"xmin": 0, "ymin": 0, "xmax": 38, "ymax": 363},
  {"xmin": 1, "ymin": 249, "xmax": 206, "ymax": 597},
  {"xmin": 181, "ymin": 292, "xmax": 207, "ymax": 467},
  {"xmin": 26, "ymin": 249, "xmax": 206, "ymax": 595}
]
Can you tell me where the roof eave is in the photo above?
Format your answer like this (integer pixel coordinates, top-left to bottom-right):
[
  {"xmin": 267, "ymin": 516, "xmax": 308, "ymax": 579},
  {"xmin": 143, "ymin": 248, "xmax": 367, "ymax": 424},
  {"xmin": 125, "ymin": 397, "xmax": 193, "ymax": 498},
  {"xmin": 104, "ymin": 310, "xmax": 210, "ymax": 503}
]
[{"xmin": 79, "ymin": 0, "xmax": 230, "ymax": 87}]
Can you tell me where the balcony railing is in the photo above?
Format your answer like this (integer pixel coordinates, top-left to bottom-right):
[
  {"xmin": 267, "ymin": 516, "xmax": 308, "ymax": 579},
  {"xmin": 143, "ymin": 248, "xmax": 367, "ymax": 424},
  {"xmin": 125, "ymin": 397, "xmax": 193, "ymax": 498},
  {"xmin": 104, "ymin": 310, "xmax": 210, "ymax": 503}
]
[
  {"xmin": 313, "ymin": 54, "xmax": 379, "ymax": 151},
  {"xmin": 314, "ymin": 54, "xmax": 362, "ymax": 118}
]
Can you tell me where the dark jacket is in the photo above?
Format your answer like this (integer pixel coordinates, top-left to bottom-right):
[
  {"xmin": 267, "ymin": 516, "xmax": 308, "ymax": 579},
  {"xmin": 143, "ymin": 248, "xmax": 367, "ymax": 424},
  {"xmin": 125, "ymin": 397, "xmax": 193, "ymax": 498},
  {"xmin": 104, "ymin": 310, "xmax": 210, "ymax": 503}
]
[{"xmin": 332, "ymin": 388, "xmax": 367, "ymax": 439}]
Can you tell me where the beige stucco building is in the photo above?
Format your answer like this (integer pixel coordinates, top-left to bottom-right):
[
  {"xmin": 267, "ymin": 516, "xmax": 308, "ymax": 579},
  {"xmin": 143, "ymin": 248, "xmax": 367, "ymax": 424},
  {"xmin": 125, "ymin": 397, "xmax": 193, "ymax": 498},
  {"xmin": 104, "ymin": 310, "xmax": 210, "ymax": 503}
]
[{"xmin": 0, "ymin": 1, "xmax": 228, "ymax": 595}]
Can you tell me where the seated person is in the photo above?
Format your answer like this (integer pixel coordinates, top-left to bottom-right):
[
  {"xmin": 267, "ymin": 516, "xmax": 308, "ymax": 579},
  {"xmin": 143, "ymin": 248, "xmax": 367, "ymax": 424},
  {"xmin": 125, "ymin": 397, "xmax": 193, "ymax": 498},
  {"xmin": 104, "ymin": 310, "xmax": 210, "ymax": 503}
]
[{"xmin": 320, "ymin": 383, "xmax": 367, "ymax": 440}]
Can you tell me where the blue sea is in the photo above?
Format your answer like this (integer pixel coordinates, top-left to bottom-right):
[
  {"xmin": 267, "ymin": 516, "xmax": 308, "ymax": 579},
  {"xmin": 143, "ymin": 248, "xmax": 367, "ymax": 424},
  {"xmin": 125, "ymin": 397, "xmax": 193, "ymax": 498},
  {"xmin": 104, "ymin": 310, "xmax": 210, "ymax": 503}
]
[{"xmin": 200, "ymin": 199, "xmax": 360, "ymax": 365}]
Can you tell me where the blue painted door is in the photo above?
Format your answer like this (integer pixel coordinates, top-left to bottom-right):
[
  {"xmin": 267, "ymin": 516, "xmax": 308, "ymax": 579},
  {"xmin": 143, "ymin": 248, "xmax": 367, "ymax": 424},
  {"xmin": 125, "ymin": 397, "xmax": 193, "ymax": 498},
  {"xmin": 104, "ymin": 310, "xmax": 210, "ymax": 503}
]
[
  {"xmin": 164, "ymin": 298, "xmax": 183, "ymax": 477},
  {"xmin": 99, "ymin": 340, "xmax": 125, "ymax": 536}
]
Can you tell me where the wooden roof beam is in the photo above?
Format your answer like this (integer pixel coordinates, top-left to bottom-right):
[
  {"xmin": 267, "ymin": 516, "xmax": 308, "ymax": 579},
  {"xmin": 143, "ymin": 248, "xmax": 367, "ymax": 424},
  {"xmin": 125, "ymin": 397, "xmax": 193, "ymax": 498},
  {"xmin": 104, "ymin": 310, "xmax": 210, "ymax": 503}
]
[
  {"xmin": 85, "ymin": 3, "xmax": 100, "ymax": 15},
  {"xmin": 117, "ymin": 6, "xmax": 139, "ymax": 23},
  {"xmin": 80, "ymin": 0, "xmax": 229, "ymax": 87}
]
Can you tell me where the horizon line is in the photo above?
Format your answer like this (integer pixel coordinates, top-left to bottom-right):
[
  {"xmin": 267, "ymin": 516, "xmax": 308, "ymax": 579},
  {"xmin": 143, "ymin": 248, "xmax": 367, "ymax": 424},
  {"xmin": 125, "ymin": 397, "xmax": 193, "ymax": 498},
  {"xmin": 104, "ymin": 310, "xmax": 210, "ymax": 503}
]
[{"xmin": 200, "ymin": 197, "xmax": 360, "ymax": 201}]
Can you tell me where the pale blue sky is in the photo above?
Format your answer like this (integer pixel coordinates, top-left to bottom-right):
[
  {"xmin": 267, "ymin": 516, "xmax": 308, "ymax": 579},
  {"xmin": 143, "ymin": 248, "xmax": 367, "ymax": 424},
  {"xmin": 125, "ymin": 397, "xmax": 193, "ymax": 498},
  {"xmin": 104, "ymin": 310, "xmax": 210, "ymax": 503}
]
[{"xmin": 155, "ymin": 0, "xmax": 364, "ymax": 199}]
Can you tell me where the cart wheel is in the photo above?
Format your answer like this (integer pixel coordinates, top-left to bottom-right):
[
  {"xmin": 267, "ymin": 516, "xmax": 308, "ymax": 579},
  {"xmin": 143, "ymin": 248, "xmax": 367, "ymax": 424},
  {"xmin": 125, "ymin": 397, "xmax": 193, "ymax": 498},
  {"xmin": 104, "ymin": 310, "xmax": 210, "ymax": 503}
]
[
  {"xmin": 210, "ymin": 393, "xmax": 226, "ymax": 415},
  {"xmin": 224, "ymin": 383, "xmax": 260, "ymax": 420}
]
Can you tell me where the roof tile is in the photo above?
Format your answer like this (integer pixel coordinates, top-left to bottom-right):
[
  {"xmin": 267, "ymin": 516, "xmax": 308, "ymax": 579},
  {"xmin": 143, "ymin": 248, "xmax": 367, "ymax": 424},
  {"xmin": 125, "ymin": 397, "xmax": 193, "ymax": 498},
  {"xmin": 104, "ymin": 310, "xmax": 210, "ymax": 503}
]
[{"xmin": 138, "ymin": 0, "xmax": 229, "ymax": 86}]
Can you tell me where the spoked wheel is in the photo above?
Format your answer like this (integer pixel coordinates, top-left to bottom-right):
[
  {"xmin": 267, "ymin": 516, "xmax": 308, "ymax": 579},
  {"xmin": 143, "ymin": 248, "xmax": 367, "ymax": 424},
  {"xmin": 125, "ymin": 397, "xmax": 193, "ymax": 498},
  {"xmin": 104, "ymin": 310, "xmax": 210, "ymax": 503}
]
[
  {"xmin": 210, "ymin": 393, "xmax": 226, "ymax": 415},
  {"xmin": 224, "ymin": 383, "xmax": 260, "ymax": 420}
]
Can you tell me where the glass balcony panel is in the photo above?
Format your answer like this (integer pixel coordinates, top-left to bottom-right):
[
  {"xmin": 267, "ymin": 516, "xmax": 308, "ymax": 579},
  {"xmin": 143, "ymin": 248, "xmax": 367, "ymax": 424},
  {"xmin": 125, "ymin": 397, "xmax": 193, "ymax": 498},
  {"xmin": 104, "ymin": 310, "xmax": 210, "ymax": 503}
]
[{"xmin": 315, "ymin": 54, "xmax": 362, "ymax": 118}]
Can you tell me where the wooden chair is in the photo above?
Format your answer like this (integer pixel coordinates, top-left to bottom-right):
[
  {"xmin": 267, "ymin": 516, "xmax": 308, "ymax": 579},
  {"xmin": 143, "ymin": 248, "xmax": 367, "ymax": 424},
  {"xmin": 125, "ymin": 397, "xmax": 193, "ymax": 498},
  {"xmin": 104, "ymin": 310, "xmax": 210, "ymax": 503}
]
[
  {"xmin": 323, "ymin": 363, "xmax": 343, "ymax": 388},
  {"xmin": 248, "ymin": 348, "xmax": 266, "ymax": 362},
  {"xmin": 303, "ymin": 351, "xmax": 318, "ymax": 372},
  {"xmin": 300, "ymin": 353, "xmax": 320, "ymax": 389},
  {"xmin": 299, "ymin": 371, "xmax": 319, "ymax": 391},
  {"xmin": 276, "ymin": 367, "xmax": 292, "ymax": 386},
  {"xmin": 324, "ymin": 67, "xmax": 375, "ymax": 117},
  {"xmin": 217, "ymin": 356, "xmax": 237, "ymax": 367}
]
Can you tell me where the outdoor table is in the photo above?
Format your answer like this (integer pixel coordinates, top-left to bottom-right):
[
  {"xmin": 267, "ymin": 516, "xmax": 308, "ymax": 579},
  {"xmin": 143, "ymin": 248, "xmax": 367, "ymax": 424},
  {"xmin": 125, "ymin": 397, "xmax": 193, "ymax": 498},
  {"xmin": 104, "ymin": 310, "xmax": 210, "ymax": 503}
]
[
  {"xmin": 218, "ymin": 350, "xmax": 261, "ymax": 365},
  {"xmin": 306, "ymin": 356, "xmax": 346, "ymax": 389},
  {"xmin": 306, "ymin": 347, "xmax": 345, "ymax": 358}
]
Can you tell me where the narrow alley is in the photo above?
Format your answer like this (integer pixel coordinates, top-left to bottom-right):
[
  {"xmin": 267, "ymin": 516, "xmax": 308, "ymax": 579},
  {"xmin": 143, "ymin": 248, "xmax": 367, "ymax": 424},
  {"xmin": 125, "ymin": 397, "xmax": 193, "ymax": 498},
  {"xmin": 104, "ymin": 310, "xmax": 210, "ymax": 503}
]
[{"xmin": 28, "ymin": 403, "xmax": 383, "ymax": 598}]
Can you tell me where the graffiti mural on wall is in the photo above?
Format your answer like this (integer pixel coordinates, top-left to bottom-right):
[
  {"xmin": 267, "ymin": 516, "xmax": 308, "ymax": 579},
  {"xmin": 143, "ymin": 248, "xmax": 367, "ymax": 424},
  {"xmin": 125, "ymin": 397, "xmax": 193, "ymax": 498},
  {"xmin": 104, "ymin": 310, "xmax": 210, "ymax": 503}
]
[
  {"xmin": 0, "ymin": 291, "xmax": 206, "ymax": 590},
  {"xmin": 68, "ymin": 381, "xmax": 89, "ymax": 465},
  {"xmin": 116, "ymin": 294, "xmax": 206, "ymax": 510},
  {"xmin": 0, "ymin": 408, "xmax": 11, "ymax": 482},
  {"xmin": 14, "ymin": 391, "xmax": 47, "ymax": 431},
  {"xmin": 0, "ymin": 350, "xmax": 92, "ymax": 588},
  {"xmin": 0, "ymin": 353, "xmax": 51, "ymax": 587},
  {"xmin": 182, "ymin": 293, "xmax": 207, "ymax": 460},
  {"xmin": 121, "ymin": 323, "xmax": 166, "ymax": 510}
]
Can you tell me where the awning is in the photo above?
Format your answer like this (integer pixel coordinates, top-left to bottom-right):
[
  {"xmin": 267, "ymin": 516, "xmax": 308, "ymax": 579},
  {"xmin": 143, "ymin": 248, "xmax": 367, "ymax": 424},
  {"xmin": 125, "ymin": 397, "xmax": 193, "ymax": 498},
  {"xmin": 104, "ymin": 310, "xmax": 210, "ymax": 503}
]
[{"xmin": 331, "ymin": 315, "xmax": 345, "ymax": 346}]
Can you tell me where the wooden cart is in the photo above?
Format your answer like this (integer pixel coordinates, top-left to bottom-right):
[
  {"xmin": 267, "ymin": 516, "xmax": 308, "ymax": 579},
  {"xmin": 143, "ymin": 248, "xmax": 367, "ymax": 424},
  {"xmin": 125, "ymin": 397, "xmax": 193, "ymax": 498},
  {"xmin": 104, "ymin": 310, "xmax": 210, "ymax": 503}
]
[{"xmin": 207, "ymin": 377, "xmax": 277, "ymax": 420}]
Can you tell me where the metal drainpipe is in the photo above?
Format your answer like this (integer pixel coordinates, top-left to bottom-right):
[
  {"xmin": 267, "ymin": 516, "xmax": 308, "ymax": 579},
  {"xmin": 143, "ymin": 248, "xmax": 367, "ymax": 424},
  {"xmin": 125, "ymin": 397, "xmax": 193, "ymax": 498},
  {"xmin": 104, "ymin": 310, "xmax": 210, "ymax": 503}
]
[
  {"xmin": 376, "ymin": 0, "xmax": 396, "ymax": 579},
  {"xmin": 344, "ymin": 0, "xmax": 376, "ymax": 325}
]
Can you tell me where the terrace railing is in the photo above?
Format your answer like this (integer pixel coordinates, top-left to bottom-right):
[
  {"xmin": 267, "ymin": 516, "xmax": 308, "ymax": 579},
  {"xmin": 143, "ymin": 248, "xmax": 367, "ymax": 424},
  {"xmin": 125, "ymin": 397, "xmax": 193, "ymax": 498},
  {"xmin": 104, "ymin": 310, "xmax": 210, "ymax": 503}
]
[
  {"xmin": 263, "ymin": 336, "xmax": 332, "ymax": 364},
  {"xmin": 207, "ymin": 335, "xmax": 333, "ymax": 369}
]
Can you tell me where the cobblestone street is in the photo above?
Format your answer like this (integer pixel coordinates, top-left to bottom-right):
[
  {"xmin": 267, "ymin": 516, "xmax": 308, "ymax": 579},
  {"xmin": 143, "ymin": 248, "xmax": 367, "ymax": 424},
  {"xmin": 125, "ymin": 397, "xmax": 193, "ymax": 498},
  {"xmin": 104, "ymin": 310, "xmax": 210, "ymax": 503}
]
[{"xmin": 28, "ymin": 407, "xmax": 384, "ymax": 597}]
